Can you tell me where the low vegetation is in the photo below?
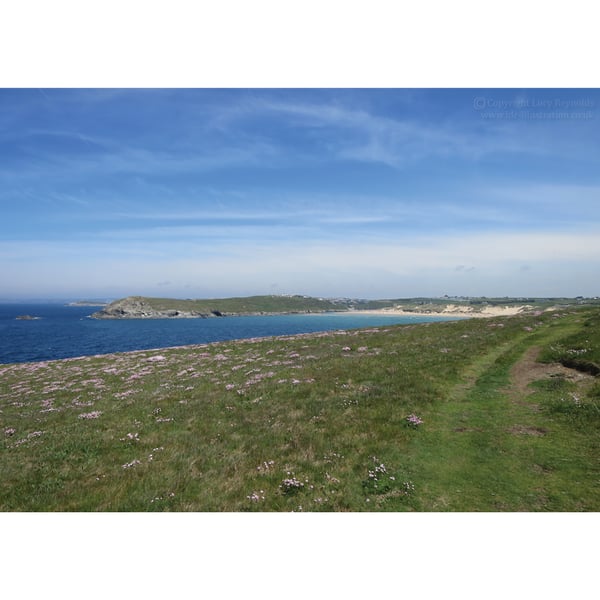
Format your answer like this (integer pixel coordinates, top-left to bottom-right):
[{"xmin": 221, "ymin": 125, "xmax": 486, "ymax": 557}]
[{"xmin": 1, "ymin": 306, "xmax": 598, "ymax": 511}]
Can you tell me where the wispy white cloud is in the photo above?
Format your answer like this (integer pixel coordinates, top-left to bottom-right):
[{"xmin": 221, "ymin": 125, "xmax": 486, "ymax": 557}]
[
  {"xmin": 0, "ymin": 141, "xmax": 281, "ymax": 185},
  {"xmin": 11, "ymin": 186, "xmax": 592, "ymax": 248},
  {"xmin": 217, "ymin": 97, "xmax": 555, "ymax": 168},
  {"xmin": 484, "ymin": 183, "xmax": 600, "ymax": 209},
  {"xmin": 3, "ymin": 229, "xmax": 599, "ymax": 298}
]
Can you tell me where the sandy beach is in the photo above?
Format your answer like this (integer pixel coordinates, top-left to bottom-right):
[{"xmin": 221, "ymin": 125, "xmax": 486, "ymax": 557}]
[{"xmin": 348, "ymin": 304, "xmax": 541, "ymax": 319}]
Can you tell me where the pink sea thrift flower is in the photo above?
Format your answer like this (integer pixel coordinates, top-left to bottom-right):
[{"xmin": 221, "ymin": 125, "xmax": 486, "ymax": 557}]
[
  {"xmin": 280, "ymin": 476, "xmax": 304, "ymax": 494},
  {"xmin": 406, "ymin": 414, "xmax": 423, "ymax": 427},
  {"xmin": 246, "ymin": 490, "xmax": 266, "ymax": 502},
  {"xmin": 79, "ymin": 411, "xmax": 102, "ymax": 419}
]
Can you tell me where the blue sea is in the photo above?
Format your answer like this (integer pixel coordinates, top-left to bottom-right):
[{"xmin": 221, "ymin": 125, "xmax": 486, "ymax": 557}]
[{"xmin": 0, "ymin": 303, "xmax": 462, "ymax": 364}]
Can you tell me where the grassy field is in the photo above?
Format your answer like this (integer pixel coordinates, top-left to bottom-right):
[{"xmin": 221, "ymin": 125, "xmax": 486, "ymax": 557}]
[
  {"xmin": 1, "ymin": 306, "xmax": 599, "ymax": 511},
  {"xmin": 141, "ymin": 294, "xmax": 353, "ymax": 313}
]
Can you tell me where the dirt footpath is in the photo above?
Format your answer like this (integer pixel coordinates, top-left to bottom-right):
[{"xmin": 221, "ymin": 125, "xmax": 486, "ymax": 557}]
[{"xmin": 509, "ymin": 346, "xmax": 594, "ymax": 400}]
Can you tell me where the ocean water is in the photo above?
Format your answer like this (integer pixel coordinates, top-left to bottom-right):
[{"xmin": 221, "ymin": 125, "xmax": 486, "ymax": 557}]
[{"xmin": 0, "ymin": 303, "xmax": 462, "ymax": 364}]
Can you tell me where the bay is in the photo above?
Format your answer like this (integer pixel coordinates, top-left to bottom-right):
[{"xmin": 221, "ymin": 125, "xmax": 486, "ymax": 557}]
[{"xmin": 0, "ymin": 303, "xmax": 462, "ymax": 364}]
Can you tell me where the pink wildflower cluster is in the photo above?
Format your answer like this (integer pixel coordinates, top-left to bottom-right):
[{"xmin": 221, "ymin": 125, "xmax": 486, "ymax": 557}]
[
  {"xmin": 406, "ymin": 414, "xmax": 423, "ymax": 427},
  {"xmin": 363, "ymin": 456, "xmax": 398, "ymax": 494},
  {"xmin": 147, "ymin": 447, "xmax": 164, "ymax": 462},
  {"xmin": 256, "ymin": 460, "xmax": 275, "ymax": 473},
  {"xmin": 246, "ymin": 490, "xmax": 266, "ymax": 502},
  {"xmin": 367, "ymin": 459, "xmax": 388, "ymax": 481},
  {"xmin": 40, "ymin": 398, "xmax": 57, "ymax": 413},
  {"xmin": 151, "ymin": 492, "xmax": 175, "ymax": 504},
  {"xmin": 280, "ymin": 473, "xmax": 305, "ymax": 494},
  {"xmin": 79, "ymin": 411, "xmax": 102, "ymax": 419},
  {"xmin": 71, "ymin": 398, "xmax": 94, "ymax": 407},
  {"xmin": 4, "ymin": 427, "xmax": 16, "ymax": 437},
  {"xmin": 244, "ymin": 371, "xmax": 276, "ymax": 387},
  {"xmin": 403, "ymin": 481, "xmax": 415, "ymax": 494},
  {"xmin": 278, "ymin": 377, "xmax": 316, "ymax": 385},
  {"xmin": 13, "ymin": 430, "xmax": 44, "ymax": 447},
  {"xmin": 566, "ymin": 348, "xmax": 589, "ymax": 356},
  {"xmin": 80, "ymin": 377, "xmax": 106, "ymax": 389}
]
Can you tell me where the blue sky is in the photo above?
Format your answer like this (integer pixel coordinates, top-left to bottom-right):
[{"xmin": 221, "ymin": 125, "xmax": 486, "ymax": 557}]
[{"xmin": 1, "ymin": 88, "xmax": 599, "ymax": 300}]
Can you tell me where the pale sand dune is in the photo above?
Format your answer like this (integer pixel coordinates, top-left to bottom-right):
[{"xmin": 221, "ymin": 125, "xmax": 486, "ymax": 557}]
[{"xmin": 350, "ymin": 304, "xmax": 540, "ymax": 319}]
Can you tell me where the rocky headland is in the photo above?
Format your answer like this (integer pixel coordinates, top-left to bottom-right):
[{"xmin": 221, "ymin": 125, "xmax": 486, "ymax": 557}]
[
  {"xmin": 91, "ymin": 297, "xmax": 219, "ymax": 319},
  {"xmin": 90, "ymin": 295, "xmax": 363, "ymax": 319}
]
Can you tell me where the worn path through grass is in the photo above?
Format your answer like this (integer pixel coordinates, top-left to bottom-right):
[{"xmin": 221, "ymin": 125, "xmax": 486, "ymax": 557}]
[{"xmin": 409, "ymin": 319, "xmax": 598, "ymax": 510}]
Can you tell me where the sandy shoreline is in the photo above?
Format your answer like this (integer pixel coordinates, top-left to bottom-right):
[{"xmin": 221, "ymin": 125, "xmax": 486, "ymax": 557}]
[{"xmin": 344, "ymin": 305, "xmax": 539, "ymax": 319}]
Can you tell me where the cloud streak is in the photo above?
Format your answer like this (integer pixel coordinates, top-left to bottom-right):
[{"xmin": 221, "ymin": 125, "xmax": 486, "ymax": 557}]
[
  {"xmin": 217, "ymin": 96, "xmax": 565, "ymax": 168},
  {"xmin": 2, "ymin": 229, "xmax": 598, "ymax": 298}
]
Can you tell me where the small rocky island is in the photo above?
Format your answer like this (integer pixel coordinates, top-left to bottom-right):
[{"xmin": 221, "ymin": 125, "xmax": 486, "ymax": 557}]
[{"xmin": 15, "ymin": 315, "xmax": 42, "ymax": 320}]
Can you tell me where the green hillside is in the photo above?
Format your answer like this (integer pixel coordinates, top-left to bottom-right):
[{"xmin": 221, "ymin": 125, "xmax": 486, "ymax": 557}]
[
  {"xmin": 92, "ymin": 294, "xmax": 354, "ymax": 318},
  {"xmin": 140, "ymin": 294, "xmax": 350, "ymax": 314}
]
